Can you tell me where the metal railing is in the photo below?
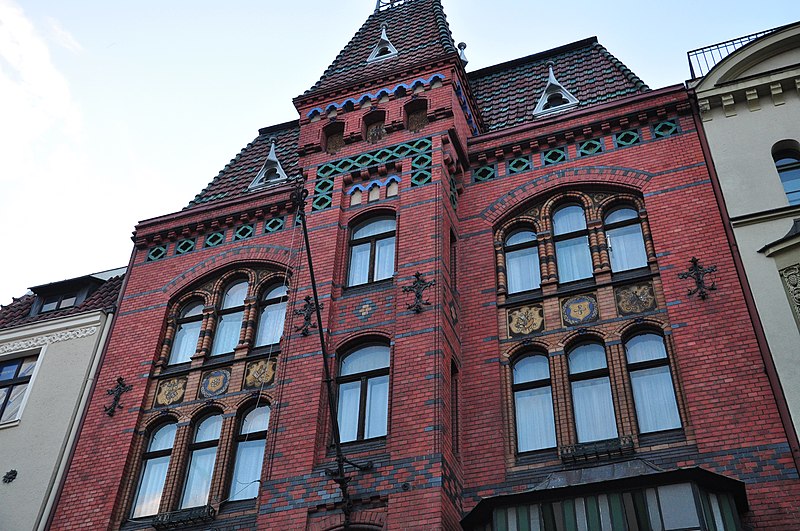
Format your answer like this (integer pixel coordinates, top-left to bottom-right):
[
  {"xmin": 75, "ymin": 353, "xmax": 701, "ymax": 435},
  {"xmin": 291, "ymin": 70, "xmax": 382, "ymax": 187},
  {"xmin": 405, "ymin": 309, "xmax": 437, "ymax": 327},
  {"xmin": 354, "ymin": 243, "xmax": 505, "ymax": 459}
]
[{"xmin": 687, "ymin": 28, "xmax": 777, "ymax": 79}]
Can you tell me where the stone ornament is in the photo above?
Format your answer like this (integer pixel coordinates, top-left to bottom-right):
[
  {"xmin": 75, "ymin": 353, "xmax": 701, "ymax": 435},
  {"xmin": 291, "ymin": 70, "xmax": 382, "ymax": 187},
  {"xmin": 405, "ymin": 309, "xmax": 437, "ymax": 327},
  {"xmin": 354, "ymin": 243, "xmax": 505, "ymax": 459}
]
[
  {"xmin": 200, "ymin": 369, "xmax": 231, "ymax": 398},
  {"xmin": 0, "ymin": 326, "xmax": 98, "ymax": 355},
  {"xmin": 780, "ymin": 264, "xmax": 800, "ymax": 320},
  {"xmin": 244, "ymin": 359, "xmax": 277, "ymax": 389},
  {"xmin": 561, "ymin": 295, "xmax": 599, "ymax": 326},
  {"xmin": 155, "ymin": 377, "xmax": 187, "ymax": 407},
  {"xmin": 507, "ymin": 305, "xmax": 545, "ymax": 337},
  {"xmin": 615, "ymin": 283, "xmax": 657, "ymax": 316}
]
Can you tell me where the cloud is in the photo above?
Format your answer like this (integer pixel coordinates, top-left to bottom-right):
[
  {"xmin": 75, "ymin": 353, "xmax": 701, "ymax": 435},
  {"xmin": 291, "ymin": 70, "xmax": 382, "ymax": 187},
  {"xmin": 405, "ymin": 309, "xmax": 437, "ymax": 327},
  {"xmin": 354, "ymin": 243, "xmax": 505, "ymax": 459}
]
[{"xmin": 46, "ymin": 16, "xmax": 83, "ymax": 53}]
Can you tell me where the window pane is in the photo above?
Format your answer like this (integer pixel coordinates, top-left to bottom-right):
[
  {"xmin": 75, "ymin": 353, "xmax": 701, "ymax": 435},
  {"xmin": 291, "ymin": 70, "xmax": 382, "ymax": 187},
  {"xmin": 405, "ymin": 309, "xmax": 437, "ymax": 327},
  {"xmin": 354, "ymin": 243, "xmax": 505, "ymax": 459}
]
[
  {"xmin": 365, "ymin": 375, "xmax": 389, "ymax": 439},
  {"xmin": 0, "ymin": 384, "xmax": 28, "ymax": 423},
  {"xmin": 658, "ymin": 484, "xmax": 700, "ymax": 529},
  {"xmin": 341, "ymin": 346, "xmax": 390, "ymax": 375},
  {"xmin": 181, "ymin": 447, "xmax": 217, "ymax": 508},
  {"xmin": 630, "ymin": 366, "xmax": 681, "ymax": 433},
  {"xmin": 211, "ymin": 311, "xmax": 243, "ymax": 356},
  {"xmin": 515, "ymin": 386, "xmax": 556, "ymax": 451},
  {"xmin": 241, "ymin": 405, "xmax": 270, "ymax": 435},
  {"xmin": 608, "ymin": 224, "xmax": 647, "ymax": 272},
  {"xmin": 229, "ymin": 439, "xmax": 266, "ymax": 500},
  {"xmin": 374, "ymin": 236, "xmax": 395, "ymax": 281},
  {"xmin": 195, "ymin": 415, "xmax": 222, "ymax": 442},
  {"xmin": 222, "ymin": 281, "xmax": 248, "ymax": 309},
  {"xmin": 0, "ymin": 389, "xmax": 8, "ymax": 417},
  {"xmin": 513, "ymin": 356, "xmax": 550, "ymax": 384},
  {"xmin": 149, "ymin": 423, "xmax": 177, "ymax": 451},
  {"xmin": 625, "ymin": 334, "xmax": 667, "ymax": 364},
  {"xmin": 337, "ymin": 381, "xmax": 361, "ymax": 443},
  {"xmin": 572, "ymin": 378, "xmax": 617, "ymax": 442},
  {"xmin": 0, "ymin": 361, "xmax": 18, "ymax": 380},
  {"xmin": 555, "ymin": 237, "xmax": 593, "ymax": 282},
  {"xmin": 60, "ymin": 295, "xmax": 77, "ymax": 308},
  {"xmin": 18, "ymin": 357, "xmax": 37, "ymax": 378},
  {"xmin": 181, "ymin": 301, "xmax": 204, "ymax": 318},
  {"xmin": 348, "ymin": 242, "xmax": 371, "ymax": 286},
  {"xmin": 553, "ymin": 206, "xmax": 586, "ymax": 235},
  {"xmin": 604, "ymin": 208, "xmax": 638, "ymax": 225},
  {"xmin": 264, "ymin": 285, "xmax": 288, "ymax": 300},
  {"xmin": 41, "ymin": 297, "xmax": 58, "ymax": 312},
  {"xmin": 353, "ymin": 218, "xmax": 395, "ymax": 239},
  {"xmin": 170, "ymin": 320, "xmax": 201, "ymax": 364},
  {"xmin": 132, "ymin": 455, "xmax": 170, "ymax": 517},
  {"xmin": 568, "ymin": 344, "xmax": 607, "ymax": 374},
  {"xmin": 256, "ymin": 301, "xmax": 286, "ymax": 346},
  {"xmin": 506, "ymin": 230, "xmax": 536, "ymax": 247},
  {"xmin": 507, "ymin": 247, "xmax": 540, "ymax": 293}
]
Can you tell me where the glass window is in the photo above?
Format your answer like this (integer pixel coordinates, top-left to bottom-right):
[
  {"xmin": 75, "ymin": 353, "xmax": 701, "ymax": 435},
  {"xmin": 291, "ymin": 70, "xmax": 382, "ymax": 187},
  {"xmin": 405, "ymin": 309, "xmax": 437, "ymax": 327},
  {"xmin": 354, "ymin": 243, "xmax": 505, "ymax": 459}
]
[
  {"xmin": 181, "ymin": 414, "xmax": 222, "ymax": 509},
  {"xmin": 512, "ymin": 355, "xmax": 556, "ymax": 452},
  {"xmin": 0, "ymin": 355, "xmax": 37, "ymax": 424},
  {"xmin": 337, "ymin": 345, "xmax": 390, "ymax": 442},
  {"xmin": 39, "ymin": 293, "xmax": 78, "ymax": 313},
  {"xmin": 348, "ymin": 217, "xmax": 396, "ymax": 286},
  {"xmin": 132, "ymin": 423, "xmax": 177, "ymax": 518},
  {"xmin": 774, "ymin": 149, "xmax": 800, "ymax": 205},
  {"xmin": 568, "ymin": 343, "xmax": 617, "ymax": 443},
  {"xmin": 229, "ymin": 405, "xmax": 270, "ymax": 501},
  {"xmin": 605, "ymin": 207, "xmax": 647, "ymax": 272},
  {"xmin": 211, "ymin": 281, "xmax": 248, "ymax": 356},
  {"xmin": 504, "ymin": 229, "xmax": 541, "ymax": 294},
  {"xmin": 256, "ymin": 284, "xmax": 288, "ymax": 347},
  {"xmin": 553, "ymin": 205, "xmax": 593, "ymax": 282},
  {"xmin": 625, "ymin": 334, "xmax": 681, "ymax": 433},
  {"xmin": 169, "ymin": 301, "xmax": 204, "ymax": 365}
]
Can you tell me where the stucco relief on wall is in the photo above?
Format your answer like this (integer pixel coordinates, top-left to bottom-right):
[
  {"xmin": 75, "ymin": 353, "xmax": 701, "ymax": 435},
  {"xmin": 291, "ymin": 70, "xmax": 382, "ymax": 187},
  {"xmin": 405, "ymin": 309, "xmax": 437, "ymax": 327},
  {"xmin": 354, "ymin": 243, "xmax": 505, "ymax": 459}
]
[
  {"xmin": 780, "ymin": 264, "xmax": 800, "ymax": 323},
  {"xmin": 0, "ymin": 326, "xmax": 98, "ymax": 355}
]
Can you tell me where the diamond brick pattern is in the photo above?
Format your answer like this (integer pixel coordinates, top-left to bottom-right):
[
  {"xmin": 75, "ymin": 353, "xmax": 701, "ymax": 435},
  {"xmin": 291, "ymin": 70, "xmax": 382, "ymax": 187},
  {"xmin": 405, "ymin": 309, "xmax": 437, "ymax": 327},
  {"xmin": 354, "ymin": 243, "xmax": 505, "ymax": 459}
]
[
  {"xmin": 614, "ymin": 130, "xmax": 641, "ymax": 147},
  {"xmin": 265, "ymin": 217, "xmax": 286, "ymax": 233},
  {"xmin": 578, "ymin": 139, "xmax": 604, "ymax": 157},
  {"xmin": 147, "ymin": 245, "xmax": 167, "ymax": 262},
  {"xmin": 507, "ymin": 157, "xmax": 532, "ymax": 175},
  {"xmin": 204, "ymin": 232, "xmax": 225, "ymax": 248},
  {"xmin": 233, "ymin": 224, "xmax": 255, "ymax": 241},
  {"xmin": 653, "ymin": 119, "xmax": 679, "ymax": 138},
  {"xmin": 542, "ymin": 147, "xmax": 567, "ymax": 166},
  {"xmin": 175, "ymin": 238, "xmax": 196, "ymax": 255},
  {"xmin": 473, "ymin": 165, "xmax": 497, "ymax": 182}
]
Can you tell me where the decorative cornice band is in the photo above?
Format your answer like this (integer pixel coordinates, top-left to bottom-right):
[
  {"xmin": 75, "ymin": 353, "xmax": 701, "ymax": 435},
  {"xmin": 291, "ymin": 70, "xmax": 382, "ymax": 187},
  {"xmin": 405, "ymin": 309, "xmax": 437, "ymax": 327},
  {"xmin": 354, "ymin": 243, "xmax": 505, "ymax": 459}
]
[{"xmin": 0, "ymin": 326, "xmax": 99, "ymax": 355}]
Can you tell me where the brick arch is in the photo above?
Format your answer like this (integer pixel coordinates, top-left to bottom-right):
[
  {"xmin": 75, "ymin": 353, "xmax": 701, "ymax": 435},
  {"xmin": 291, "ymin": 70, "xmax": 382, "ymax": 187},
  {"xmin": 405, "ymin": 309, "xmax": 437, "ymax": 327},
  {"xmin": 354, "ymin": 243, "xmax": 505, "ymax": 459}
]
[
  {"xmin": 332, "ymin": 329, "xmax": 393, "ymax": 354},
  {"xmin": 540, "ymin": 191, "xmax": 593, "ymax": 228},
  {"xmin": 559, "ymin": 329, "xmax": 608, "ymax": 351},
  {"xmin": 233, "ymin": 391, "xmax": 275, "ymax": 411},
  {"xmin": 186, "ymin": 402, "xmax": 225, "ymax": 422},
  {"xmin": 310, "ymin": 510, "xmax": 386, "ymax": 531},
  {"xmin": 595, "ymin": 193, "xmax": 646, "ymax": 220},
  {"xmin": 614, "ymin": 318, "xmax": 670, "ymax": 342},
  {"xmin": 501, "ymin": 338, "xmax": 550, "ymax": 362},
  {"xmin": 209, "ymin": 268, "xmax": 259, "ymax": 306},
  {"xmin": 479, "ymin": 166, "xmax": 653, "ymax": 224},
  {"xmin": 495, "ymin": 214, "xmax": 541, "ymax": 246}
]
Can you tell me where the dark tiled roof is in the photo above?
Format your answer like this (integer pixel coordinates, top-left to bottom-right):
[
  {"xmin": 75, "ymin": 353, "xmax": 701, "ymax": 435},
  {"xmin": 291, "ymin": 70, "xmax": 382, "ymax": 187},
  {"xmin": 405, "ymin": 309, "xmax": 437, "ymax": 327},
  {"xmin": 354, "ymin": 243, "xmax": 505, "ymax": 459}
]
[
  {"xmin": 185, "ymin": 121, "xmax": 299, "ymax": 210},
  {"xmin": 303, "ymin": 0, "xmax": 457, "ymax": 96},
  {"xmin": 468, "ymin": 38, "xmax": 650, "ymax": 132},
  {"xmin": 0, "ymin": 276, "xmax": 123, "ymax": 330}
]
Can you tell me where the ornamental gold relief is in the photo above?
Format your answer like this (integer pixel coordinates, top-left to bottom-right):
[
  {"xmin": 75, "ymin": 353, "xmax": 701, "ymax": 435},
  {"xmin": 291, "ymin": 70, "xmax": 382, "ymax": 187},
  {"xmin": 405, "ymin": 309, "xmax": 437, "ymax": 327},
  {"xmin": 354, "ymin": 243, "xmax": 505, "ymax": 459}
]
[
  {"xmin": 561, "ymin": 294, "xmax": 599, "ymax": 327},
  {"xmin": 244, "ymin": 358, "xmax": 277, "ymax": 389},
  {"xmin": 780, "ymin": 264, "xmax": 800, "ymax": 321},
  {"xmin": 507, "ymin": 305, "xmax": 545, "ymax": 337},
  {"xmin": 155, "ymin": 377, "xmax": 187, "ymax": 407},
  {"xmin": 614, "ymin": 283, "xmax": 657, "ymax": 316}
]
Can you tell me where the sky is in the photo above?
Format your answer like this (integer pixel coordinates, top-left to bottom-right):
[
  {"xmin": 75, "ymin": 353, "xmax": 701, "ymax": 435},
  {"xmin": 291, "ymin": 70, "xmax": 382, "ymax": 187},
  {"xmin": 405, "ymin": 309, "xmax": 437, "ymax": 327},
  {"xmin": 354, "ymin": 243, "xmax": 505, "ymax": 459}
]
[{"xmin": 0, "ymin": 0, "xmax": 797, "ymax": 305}]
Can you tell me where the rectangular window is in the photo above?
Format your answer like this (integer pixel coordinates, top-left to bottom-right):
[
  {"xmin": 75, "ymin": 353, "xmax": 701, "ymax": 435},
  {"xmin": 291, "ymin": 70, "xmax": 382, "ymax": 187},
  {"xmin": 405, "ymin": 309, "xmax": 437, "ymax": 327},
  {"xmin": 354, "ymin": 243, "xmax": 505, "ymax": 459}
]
[{"xmin": 0, "ymin": 354, "xmax": 37, "ymax": 424}]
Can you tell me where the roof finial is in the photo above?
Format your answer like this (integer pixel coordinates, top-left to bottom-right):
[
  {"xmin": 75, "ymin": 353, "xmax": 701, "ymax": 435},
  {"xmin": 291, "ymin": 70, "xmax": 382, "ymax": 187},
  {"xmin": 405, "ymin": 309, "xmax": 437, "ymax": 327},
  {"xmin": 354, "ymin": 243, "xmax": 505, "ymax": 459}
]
[{"xmin": 458, "ymin": 42, "xmax": 468, "ymax": 67}]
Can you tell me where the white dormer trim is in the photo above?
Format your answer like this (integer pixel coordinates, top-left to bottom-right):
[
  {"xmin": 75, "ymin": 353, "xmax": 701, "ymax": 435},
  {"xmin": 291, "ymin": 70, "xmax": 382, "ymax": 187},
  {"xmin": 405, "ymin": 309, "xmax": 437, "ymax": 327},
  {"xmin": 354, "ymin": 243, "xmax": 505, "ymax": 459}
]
[
  {"xmin": 249, "ymin": 139, "xmax": 289, "ymax": 190},
  {"xmin": 533, "ymin": 63, "xmax": 580, "ymax": 118},
  {"xmin": 367, "ymin": 24, "xmax": 399, "ymax": 63}
]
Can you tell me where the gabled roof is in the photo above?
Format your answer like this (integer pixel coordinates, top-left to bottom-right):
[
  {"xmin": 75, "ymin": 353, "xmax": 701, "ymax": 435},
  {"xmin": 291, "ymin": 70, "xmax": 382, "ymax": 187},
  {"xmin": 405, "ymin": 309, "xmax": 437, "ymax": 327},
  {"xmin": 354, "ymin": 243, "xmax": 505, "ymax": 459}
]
[
  {"xmin": 302, "ymin": 0, "xmax": 457, "ymax": 97},
  {"xmin": 469, "ymin": 37, "xmax": 649, "ymax": 132}
]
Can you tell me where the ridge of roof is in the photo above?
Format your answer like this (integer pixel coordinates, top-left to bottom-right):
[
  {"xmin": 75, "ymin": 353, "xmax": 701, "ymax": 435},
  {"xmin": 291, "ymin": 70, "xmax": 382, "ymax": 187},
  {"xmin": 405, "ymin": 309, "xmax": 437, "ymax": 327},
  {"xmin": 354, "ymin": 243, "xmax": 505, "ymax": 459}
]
[{"xmin": 467, "ymin": 37, "xmax": 599, "ymax": 80}]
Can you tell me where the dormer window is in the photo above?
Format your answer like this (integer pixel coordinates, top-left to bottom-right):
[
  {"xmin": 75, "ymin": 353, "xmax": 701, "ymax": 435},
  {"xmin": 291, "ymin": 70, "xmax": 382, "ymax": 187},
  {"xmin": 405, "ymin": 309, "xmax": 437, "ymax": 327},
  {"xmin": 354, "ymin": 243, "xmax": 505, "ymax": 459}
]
[
  {"xmin": 248, "ymin": 139, "xmax": 289, "ymax": 190},
  {"xmin": 40, "ymin": 293, "xmax": 77, "ymax": 313},
  {"xmin": 533, "ymin": 62, "xmax": 579, "ymax": 118},
  {"xmin": 367, "ymin": 24, "xmax": 398, "ymax": 63}
]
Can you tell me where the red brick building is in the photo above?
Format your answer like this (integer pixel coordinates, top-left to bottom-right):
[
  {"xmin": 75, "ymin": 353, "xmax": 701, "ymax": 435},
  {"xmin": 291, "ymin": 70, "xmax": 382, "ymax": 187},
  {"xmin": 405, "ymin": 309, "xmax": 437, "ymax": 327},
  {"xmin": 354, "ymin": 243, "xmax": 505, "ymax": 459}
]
[{"xmin": 50, "ymin": 1, "xmax": 800, "ymax": 529}]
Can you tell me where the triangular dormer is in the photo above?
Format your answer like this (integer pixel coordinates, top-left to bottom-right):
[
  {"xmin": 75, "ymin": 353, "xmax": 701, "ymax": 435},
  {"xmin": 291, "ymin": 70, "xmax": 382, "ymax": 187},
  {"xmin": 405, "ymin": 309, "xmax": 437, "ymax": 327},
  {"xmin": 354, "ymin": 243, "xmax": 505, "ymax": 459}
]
[
  {"xmin": 367, "ymin": 23, "xmax": 399, "ymax": 63},
  {"xmin": 248, "ymin": 139, "xmax": 289, "ymax": 190},
  {"xmin": 533, "ymin": 61, "xmax": 579, "ymax": 117}
]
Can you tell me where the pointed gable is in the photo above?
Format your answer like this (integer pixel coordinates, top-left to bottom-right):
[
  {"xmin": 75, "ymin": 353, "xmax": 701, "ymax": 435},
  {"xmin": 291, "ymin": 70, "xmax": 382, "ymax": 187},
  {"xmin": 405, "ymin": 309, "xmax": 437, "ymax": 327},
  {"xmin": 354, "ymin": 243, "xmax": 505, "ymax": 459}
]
[{"xmin": 303, "ymin": 0, "xmax": 458, "ymax": 97}]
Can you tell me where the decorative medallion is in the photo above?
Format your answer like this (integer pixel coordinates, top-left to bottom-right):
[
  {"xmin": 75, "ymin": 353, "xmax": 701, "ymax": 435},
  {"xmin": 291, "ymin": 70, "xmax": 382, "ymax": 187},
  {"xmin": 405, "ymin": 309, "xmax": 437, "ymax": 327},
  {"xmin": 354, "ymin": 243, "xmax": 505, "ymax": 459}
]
[
  {"xmin": 355, "ymin": 299, "xmax": 375, "ymax": 321},
  {"xmin": 244, "ymin": 359, "xmax": 277, "ymax": 389},
  {"xmin": 615, "ymin": 283, "xmax": 657, "ymax": 316},
  {"xmin": 507, "ymin": 305, "xmax": 545, "ymax": 337},
  {"xmin": 781, "ymin": 264, "xmax": 800, "ymax": 321},
  {"xmin": 200, "ymin": 369, "xmax": 230, "ymax": 398},
  {"xmin": 155, "ymin": 377, "xmax": 187, "ymax": 407},
  {"xmin": 561, "ymin": 295, "xmax": 599, "ymax": 326}
]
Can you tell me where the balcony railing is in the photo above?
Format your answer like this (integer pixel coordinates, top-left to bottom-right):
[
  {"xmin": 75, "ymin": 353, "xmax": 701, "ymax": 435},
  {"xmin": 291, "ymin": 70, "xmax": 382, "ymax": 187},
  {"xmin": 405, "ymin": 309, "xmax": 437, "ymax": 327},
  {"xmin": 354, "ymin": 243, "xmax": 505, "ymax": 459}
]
[{"xmin": 687, "ymin": 27, "xmax": 779, "ymax": 79}]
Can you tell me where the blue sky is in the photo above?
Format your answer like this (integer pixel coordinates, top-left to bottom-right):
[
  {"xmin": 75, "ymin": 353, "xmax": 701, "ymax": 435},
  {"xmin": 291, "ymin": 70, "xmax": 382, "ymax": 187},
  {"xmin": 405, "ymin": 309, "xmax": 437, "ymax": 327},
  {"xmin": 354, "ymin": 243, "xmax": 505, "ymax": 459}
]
[{"xmin": 1, "ymin": 0, "xmax": 797, "ymax": 304}]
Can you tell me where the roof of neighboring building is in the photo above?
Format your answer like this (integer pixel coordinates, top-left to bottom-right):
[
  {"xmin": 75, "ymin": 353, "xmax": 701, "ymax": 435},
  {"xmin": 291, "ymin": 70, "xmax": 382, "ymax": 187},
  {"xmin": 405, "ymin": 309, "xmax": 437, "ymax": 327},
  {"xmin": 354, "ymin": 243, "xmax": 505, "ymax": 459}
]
[{"xmin": 0, "ymin": 273, "xmax": 124, "ymax": 330}]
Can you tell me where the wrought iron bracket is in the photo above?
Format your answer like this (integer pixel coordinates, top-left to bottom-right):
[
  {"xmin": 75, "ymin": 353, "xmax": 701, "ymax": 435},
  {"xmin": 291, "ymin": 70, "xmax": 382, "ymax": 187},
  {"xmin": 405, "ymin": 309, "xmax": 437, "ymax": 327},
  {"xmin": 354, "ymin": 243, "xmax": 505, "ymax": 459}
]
[
  {"xmin": 678, "ymin": 257, "xmax": 717, "ymax": 300},
  {"xmin": 3, "ymin": 470, "xmax": 17, "ymax": 483},
  {"xmin": 294, "ymin": 295, "xmax": 322, "ymax": 336},
  {"xmin": 402, "ymin": 272, "xmax": 436, "ymax": 313},
  {"xmin": 104, "ymin": 377, "xmax": 133, "ymax": 417}
]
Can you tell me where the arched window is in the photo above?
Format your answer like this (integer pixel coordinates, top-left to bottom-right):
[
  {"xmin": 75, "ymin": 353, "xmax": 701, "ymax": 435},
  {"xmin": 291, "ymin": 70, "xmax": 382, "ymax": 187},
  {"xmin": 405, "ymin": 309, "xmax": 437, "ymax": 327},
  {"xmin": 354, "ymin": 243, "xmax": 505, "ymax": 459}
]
[
  {"xmin": 337, "ymin": 344, "xmax": 390, "ymax": 442},
  {"xmin": 553, "ymin": 205, "xmax": 593, "ymax": 283},
  {"xmin": 773, "ymin": 147, "xmax": 800, "ymax": 205},
  {"xmin": 568, "ymin": 343, "xmax": 617, "ymax": 443},
  {"xmin": 228, "ymin": 405, "xmax": 270, "ymax": 501},
  {"xmin": 512, "ymin": 355, "xmax": 556, "ymax": 452},
  {"xmin": 604, "ymin": 207, "xmax": 648, "ymax": 272},
  {"xmin": 347, "ymin": 217, "xmax": 396, "ymax": 286},
  {"xmin": 625, "ymin": 333, "xmax": 681, "ymax": 433},
  {"xmin": 255, "ymin": 285, "xmax": 288, "ymax": 347},
  {"xmin": 169, "ymin": 301, "xmax": 203, "ymax": 365},
  {"xmin": 180, "ymin": 414, "xmax": 222, "ymax": 509},
  {"xmin": 211, "ymin": 280, "xmax": 248, "ymax": 356},
  {"xmin": 131, "ymin": 422, "xmax": 177, "ymax": 517},
  {"xmin": 504, "ymin": 229, "xmax": 541, "ymax": 294}
]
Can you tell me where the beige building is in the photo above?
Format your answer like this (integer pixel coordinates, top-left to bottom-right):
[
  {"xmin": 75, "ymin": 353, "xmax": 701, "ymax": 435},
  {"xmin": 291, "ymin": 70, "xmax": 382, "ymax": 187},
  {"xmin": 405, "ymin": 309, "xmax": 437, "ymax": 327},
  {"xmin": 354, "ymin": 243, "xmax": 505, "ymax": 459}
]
[
  {"xmin": 0, "ymin": 269, "xmax": 124, "ymax": 530},
  {"xmin": 689, "ymin": 22, "xmax": 800, "ymax": 439}
]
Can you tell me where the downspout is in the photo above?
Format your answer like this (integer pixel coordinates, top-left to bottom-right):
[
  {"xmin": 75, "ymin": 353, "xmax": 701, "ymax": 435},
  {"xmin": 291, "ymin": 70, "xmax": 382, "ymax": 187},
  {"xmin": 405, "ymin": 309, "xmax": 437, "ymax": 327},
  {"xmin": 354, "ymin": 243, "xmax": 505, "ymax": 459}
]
[{"xmin": 688, "ymin": 92, "xmax": 800, "ymax": 471}]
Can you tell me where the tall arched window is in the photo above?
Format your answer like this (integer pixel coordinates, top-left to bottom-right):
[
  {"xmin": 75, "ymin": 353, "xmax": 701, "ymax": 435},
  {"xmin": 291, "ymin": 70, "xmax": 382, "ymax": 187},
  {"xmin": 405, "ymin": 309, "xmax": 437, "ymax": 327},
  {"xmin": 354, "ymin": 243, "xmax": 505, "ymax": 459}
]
[
  {"xmin": 568, "ymin": 343, "xmax": 617, "ymax": 443},
  {"xmin": 211, "ymin": 280, "xmax": 248, "ymax": 356},
  {"xmin": 625, "ymin": 333, "xmax": 681, "ymax": 433},
  {"xmin": 169, "ymin": 301, "xmax": 203, "ymax": 365},
  {"xmin": 553, "ymin": 205, "xmax": 593, "ymax": 283},
  {"xmin": 180, "ymin": 414, "xmax": 222, "ymax": 509},
  {"xmin": 337, "ymin": 344, "xmax": 390, "ymax": 442},
  {"xmin": 255, "ymin": 285, "xmax": 287, "ymax": 347},
  {"xmin": 773, "ymin": 147, "xmax": 800, "ymax": 205},
  {"xmin": 504, "ymin": 229, "xmax": 541, "ymax": 293},
  {"xmin": 604, "ymin": 206, "xmax": 647, "ymax": 272},
  {"xmin": 512, "ymin": 355, "xmax": 556, "ymax": 452},
  {"xmin": 348, "ymin": 217, "xmax": 396, "ymax": 286},
  {"xmin": 228, "ymin": 404, "xmax": 270, "ymax": 501},
  {"xmin": 131, "ymin": 422, "xmax": 177, "ymax": 518}
]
